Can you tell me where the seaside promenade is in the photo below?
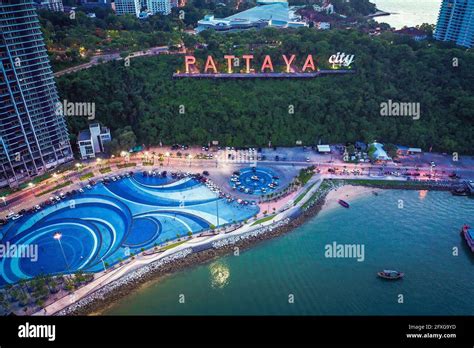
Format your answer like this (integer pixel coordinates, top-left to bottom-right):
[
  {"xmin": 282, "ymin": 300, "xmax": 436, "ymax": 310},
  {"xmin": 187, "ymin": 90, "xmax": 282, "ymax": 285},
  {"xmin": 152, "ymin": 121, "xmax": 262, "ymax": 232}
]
[{"xmin": 32, "ymin": 176, "xmax": 323, "ymax": 316}]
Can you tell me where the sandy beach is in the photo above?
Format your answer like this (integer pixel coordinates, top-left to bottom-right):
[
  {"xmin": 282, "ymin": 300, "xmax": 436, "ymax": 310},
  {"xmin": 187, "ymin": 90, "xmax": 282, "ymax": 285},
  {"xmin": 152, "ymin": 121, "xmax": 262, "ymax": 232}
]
[{"xmin": 320, "ymin": 185, "xmax": 382, "ymax": 212}]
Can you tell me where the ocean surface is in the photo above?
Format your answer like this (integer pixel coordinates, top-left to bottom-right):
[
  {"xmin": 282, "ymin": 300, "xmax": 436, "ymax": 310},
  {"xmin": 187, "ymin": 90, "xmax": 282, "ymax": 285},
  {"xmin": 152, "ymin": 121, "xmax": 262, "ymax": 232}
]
[
  {"xmin": 104, "ymin": 190, "xmax": 474, "ymax": 315},
  {"xmin": 371, "ymin": 0, "xmax": 440, "ymax": 28}
]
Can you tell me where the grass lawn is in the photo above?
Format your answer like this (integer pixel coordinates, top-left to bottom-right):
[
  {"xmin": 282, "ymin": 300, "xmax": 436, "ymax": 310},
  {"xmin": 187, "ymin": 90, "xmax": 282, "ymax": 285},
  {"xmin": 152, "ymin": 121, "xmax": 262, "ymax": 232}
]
[
  {"xmin": 298, "ymin": 167, "xmax": 314, "ymax": 185},
  {"xmin": 79, "ymin": 172, "xmax": 94, "ymax": 181},
  {"xmin": 18, "ymin": 173, "xmax": 52, "ymax": 190},
  {"xmin": 117, "ymin": 163, "xmax": 137, "ymax": 169},
  {"xmin": 36, "ymin": 181, "xmax": 73, "ymax": 197},
  {"xmin": 293, "ymin": 182, "xmax": 316, "ymax": 206},
  {"xmin": 160, "ymin": 240, "xmax": 187, "ymax": 251},
  {"xmin": 251, "ymin": 215, "xmax": 276, "ymax": 226},
  {"xmin": 99, "ymin": 167, "xmax": 112, "ymax": 174}
]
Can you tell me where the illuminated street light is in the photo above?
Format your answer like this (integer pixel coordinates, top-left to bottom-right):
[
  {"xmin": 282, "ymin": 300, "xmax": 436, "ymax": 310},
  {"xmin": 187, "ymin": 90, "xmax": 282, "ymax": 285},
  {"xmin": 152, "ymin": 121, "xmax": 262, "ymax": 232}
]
[
  {"xmin": 165, "ymin": 152, "xmax": 170, "ymax": 165},
  {"xmin": 53, "ymin": 232, "xmax": 70, "ymax": 273},
  {"xmin": 1, "ymin": 196, "xmax": 6, "ymax": 206}
]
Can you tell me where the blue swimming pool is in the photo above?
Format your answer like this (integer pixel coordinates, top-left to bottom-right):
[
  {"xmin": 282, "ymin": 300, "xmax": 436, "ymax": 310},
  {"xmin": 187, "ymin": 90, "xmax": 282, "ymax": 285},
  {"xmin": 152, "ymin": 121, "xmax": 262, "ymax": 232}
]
[
  {"xmin": 230, "ymin": 167, "xmax": 280, "ymax": 195},
  {"xmin": 0, "ymin": 175, "xmax": 259, "ymax": 285}
]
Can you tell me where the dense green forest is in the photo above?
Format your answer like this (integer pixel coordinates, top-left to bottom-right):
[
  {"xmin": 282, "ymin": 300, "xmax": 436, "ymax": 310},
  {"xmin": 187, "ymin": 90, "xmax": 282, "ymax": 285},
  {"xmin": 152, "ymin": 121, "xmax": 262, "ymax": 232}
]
[{"xmin": 57, "ymin": 28, "xmax": 474, "ymax": 154}]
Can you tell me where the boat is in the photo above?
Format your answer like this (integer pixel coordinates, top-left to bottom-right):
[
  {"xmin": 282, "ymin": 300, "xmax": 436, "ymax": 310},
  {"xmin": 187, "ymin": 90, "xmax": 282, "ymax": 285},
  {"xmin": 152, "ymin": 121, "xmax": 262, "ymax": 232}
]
[
  {"xmin": 452, "ymin": 187, "xmax": 469, "ymax": 196},
  {"xmin": 461, "ymin": 225, "xmax": 474, "ymax": 252},
  {"xmin": 377, "ymin": 270, "xmax": 404, "ymax": 280},
  {"xmin": 338, "ymin": 199, "xmax": 350, "ymax": 208},
  {"xmin": 251, "ymin": 175, "xmax": 259, "ymax": 181}
]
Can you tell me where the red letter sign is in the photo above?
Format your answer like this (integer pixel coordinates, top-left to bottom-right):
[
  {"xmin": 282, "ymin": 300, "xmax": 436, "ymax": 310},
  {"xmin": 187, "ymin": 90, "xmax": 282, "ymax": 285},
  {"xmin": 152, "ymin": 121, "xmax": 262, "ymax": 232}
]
[
  {"xmin": 282, "ymin": 54, "xmax": 296, "ymax": 73},
  {"xmin": 204, "ymin": 56, "xmax": 218, "ymax": 73},
  {"xmin": 302, "ymin": 55, "xmax": 316, "ymax": 72},
  {"xmin": 224, "ymin": 55, "xmax": 235, "ymax": 73},
  {"xmin": 260, "ymin": 55, "xmax": 274, "ymax": 72},
  {"xmin": 185, "ymin": 56, "xmax": 196, "ymax": 73},
  {"xmin": 242, "ymin": 54, "xmax": 254, "ymax": 73}
]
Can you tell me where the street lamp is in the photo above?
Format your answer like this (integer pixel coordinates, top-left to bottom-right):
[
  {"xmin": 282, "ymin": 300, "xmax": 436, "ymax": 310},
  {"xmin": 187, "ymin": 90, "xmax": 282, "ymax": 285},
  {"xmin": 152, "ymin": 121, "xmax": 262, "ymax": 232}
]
[
  {"xmin": 165, "ymin": 152, "xmax": 170, "ymax": 165},
  {"xmin": 101, "ymin": 258, "xmax": 107, "ymax": 272},
  {"xmin": 53, "ymin": 232, "xmax": 70, "ymax": 273},
  {"xmin": 1, "ymin": 196, "xmax": 6, "ymax": 206},
  {"xmin": 188, "ymin": 154, "xmax": 193, "ymax": 167}
]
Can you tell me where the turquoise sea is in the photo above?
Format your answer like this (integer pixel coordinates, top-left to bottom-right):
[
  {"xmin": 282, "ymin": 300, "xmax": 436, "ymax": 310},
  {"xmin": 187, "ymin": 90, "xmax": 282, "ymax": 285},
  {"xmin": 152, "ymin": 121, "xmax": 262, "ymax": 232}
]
[
  {"xmin": 104, "ymin": 190, "xmax": 474, "ymax": 315},
  {"xmin": 371, "ymin": 0, "xmax": 440, "ymax": 28}
]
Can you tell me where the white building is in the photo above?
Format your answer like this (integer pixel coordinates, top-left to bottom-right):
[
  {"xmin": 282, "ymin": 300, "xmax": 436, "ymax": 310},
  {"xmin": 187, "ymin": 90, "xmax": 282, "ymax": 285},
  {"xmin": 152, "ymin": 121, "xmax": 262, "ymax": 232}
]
[
  {"xmin": 36, "ymin": 0, "xmax": 64, "ymax": 12},
  {"xmin": 147, "ymin": 0, "xmax": 171, "ymax": 15},
  {"xmin": 115, "ymin": 0, "xmax": 141, "ymax": 17},
  {"xmin": 315, "ymin": 22, "xmax": 330, "ymax": 30},
  {"xmin": 317, "ymin": 145, "xmax": 331, "ymax": 153},
  {"xmin": 78, "ymin": 123, "xmax": 112, "ymax": 159}
]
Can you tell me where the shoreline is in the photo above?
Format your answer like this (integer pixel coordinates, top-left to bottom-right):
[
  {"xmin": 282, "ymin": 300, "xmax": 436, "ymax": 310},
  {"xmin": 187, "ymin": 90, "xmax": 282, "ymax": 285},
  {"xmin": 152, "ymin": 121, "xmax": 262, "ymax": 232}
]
[
  {"xmin": 58, "ymin": 187, "xmax": 330, "ymax": 316},
  {"xmin": 55, "ymin": 180, "xmax": 460, "ymax": 315}
]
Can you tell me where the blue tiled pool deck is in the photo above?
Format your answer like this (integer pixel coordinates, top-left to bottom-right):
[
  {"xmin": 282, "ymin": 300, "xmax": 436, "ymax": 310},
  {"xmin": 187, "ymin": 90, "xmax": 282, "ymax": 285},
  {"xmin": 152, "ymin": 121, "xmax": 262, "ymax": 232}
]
[{"xmin": 0, "ymin": 176, "xmax": 259, "ymax": 285}]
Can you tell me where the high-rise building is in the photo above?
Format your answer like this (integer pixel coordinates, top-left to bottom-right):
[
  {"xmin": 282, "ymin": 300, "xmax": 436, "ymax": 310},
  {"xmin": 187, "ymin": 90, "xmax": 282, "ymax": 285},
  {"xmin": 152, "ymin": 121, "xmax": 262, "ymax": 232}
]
[
  {"xmin": 147, "ymin": 0, "xmax": 171, "ymax": 15},
  {"xmin": 79, "ymin": 0, "xmax": 112, "ymax": 8},
  {"xmin": 115, "ymin": 0, "xmax": 141, "ymax": 17},
  {"xmin": 34, "ymin": 0, "xmax": 64, "ymax": 12},
  {"xmin": 434, "ymin": 0, "xmax": 474, "ymax": 48},
  {"xmin": 0, "ymin": 0, "xmax": 72, "ymax": 188}
]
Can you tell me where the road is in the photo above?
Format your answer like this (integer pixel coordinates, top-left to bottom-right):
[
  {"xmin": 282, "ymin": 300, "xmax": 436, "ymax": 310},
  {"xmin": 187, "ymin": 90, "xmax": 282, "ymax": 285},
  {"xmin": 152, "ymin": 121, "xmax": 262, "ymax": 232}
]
[
  {"xmin": 53, "ymin": 46, "xmax": 172, "ymax": 77},
  {"xmin": 1, "ymin": 146, "xmax": 473, "ymax": 218}
]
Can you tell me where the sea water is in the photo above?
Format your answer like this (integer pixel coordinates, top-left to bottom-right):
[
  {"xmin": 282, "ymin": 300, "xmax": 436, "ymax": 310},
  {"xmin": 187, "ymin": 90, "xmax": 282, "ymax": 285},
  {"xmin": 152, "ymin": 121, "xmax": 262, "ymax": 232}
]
[{"xmin": 105, "ymin": 190, "xmax": 474, "ymax": 315}]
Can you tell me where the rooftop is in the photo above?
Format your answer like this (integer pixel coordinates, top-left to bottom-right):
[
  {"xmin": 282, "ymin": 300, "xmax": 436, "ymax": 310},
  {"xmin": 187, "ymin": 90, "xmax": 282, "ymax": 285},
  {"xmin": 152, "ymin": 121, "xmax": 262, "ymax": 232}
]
[
  {"xmin": 197, "ymin": 0, "xmax": 307, "ymax": 31},
  {"xmin": 78, "ymin": 130, "xmax": 91, "ymax": 142}
]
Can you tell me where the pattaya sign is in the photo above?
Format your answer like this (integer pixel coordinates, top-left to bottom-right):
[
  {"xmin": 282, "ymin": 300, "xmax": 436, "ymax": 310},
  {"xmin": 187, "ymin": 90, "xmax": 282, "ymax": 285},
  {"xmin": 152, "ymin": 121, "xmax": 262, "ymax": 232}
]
[
  {"xmin": 174, "ymin": 52, "xmax": 355, "ymax": 78},
  {"xmin": 180, "ymin": 52, "xmax": 355, "ymax": 75}
]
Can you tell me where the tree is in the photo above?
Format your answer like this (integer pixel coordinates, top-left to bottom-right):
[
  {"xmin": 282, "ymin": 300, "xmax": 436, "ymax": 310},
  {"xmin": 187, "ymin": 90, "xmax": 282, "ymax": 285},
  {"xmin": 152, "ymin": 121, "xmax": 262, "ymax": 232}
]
[{"xmin": 384, "ymin": 143, "xmax": 398, "ymax": 159}]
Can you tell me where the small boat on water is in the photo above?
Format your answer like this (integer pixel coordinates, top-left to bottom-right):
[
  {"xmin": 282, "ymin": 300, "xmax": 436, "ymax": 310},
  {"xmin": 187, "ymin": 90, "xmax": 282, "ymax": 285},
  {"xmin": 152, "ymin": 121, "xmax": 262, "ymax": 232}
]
[
  {"xmin": 461, "ymin": 224, "xmax": 474, "ymax": 252},
  {"xmin": 452, "ymin": 187, "xmax": 469, "ymax": 196},
  {"xmin": 338, "ymin": 199, "xmax": 350, "ymax": 208},
  {"xmin": 377, "ymin": 270, "xmax": 404, "ymax": 280}
]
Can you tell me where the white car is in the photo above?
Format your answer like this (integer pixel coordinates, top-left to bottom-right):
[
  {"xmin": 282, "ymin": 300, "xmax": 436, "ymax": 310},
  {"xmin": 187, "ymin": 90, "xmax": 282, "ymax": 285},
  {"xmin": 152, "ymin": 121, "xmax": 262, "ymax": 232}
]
[
  {"xmin": 79, "ymin": 188, "xmax": 85, "ymax": 193},
  {"xmin": 12, "ymin": 214, "xmax": 22, "ymax": 220},
  {"xmin": 35, "ymin": 205, "xmax": 41, "ymax": 211}
]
